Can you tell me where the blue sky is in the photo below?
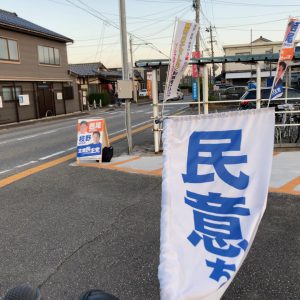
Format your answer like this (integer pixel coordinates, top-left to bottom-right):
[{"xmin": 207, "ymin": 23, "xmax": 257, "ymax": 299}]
[{"xmin": 1, "ymin": 0, "xmax": 300, "ymax": 68}]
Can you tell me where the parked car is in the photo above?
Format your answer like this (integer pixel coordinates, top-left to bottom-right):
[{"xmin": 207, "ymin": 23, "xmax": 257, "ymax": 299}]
[
  {"xmin": 239, "ymin": 87, "xmax": 300, "ymax": 109},
  {"xmin": 214, "ymin": 83, "xmax": 233, "ymax": 90},
  {"xmin": 139, "ymin": 89, "xmax": 148, "ymax": 97},
  {"xmin": 219, "ymin": 86, "xmax": 248, "ymax": 100},
  {"xmin": 167, "ymin": 88, "xmax": 184, "ymax": 101}
]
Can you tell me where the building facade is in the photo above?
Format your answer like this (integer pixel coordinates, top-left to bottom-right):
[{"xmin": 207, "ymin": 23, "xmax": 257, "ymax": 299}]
[
  {"xmin": 0, "ymin": 9, "xmax": 80, "ymax": 125},
  {"xmin": 222, "ymin": 36, "xmax": 284, "ymax": 86}
]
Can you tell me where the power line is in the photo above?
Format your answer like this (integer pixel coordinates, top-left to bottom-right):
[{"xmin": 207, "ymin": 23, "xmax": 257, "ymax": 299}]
[
  {"xmin": 65, "ymin": 0, "xmax": 169, "ymax": 58},
  {"xmin": 210, "ymin": 0, "xmax": 300, "ymax": 7}
]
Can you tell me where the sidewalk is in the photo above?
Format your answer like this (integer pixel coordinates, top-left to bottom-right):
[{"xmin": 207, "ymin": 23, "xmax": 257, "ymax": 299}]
[{"xmin": 77, "ymin": 126, "xmax": 300, "ymax": 196}]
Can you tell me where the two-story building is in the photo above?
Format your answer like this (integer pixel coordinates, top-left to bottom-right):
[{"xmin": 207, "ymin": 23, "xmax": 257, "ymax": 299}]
[
  {"xmin": 222, "ymin": 36, "xmax": 300, "ymax": 87},
  {"xmin": 0, "ymin": 9, "xmax": 80, "ymax": 125}
]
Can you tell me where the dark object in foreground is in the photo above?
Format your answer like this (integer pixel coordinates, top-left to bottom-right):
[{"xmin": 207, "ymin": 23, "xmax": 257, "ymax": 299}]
[
  {"xmin": 102, "ymin": 146, "xmax": 114, "ymax": 163},
  {"xmin": 4, "ymin": 284, "xmax": 42, "ymax": 300}
]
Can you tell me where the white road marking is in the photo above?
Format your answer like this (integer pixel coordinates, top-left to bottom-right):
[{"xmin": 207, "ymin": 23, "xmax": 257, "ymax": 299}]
[
  {"xmin": 39, "ymin": 151, "xmax": 66, "ymax": 161},
  {"xmin": 16, "ymin": 129, "xmax": 58, "ymax": 141},
  {"xmin": 1, "ymin": 119, "xmax": 153, "ymax": 171},
  {"xmin": 0, "ymin": 169, "xmax": 12, "ymax": 174},
  {"xmin": 15, "ymin": 161, "xmax": 38, "ymax": 168}
]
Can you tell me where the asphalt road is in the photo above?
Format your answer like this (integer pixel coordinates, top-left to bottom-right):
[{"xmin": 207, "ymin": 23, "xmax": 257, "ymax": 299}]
[
  {"xmin": 0, "ymin": 99, "xmax": 299, "ymax": 299},
  {"xmin": 0, "ymin": 101, "xmax": 188, "ymax": 180},
  {"xmin": 0, "ymin": 127, "xmax": 299, "ymax": 299}
]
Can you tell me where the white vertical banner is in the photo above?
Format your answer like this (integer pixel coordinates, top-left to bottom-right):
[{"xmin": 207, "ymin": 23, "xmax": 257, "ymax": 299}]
[
  {"xmin": 270, "ymin": 17, "xmax": 300, "ymax": 100},
  {"xmin": 164, "ymin": 19, "xmax": 199, "ymax": 101},
  {"xmin": 159, "ymin": 108, "xmax": 275, "ymax": 300}
]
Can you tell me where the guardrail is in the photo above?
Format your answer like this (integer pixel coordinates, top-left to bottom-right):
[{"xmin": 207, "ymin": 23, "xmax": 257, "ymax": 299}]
[{"xmin": 154, "ymin": 96, "xmax": 300, "ymax": 148}]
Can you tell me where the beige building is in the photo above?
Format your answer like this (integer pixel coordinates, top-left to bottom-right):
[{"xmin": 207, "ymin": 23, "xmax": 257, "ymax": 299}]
[
  {"xmin": 0, "ymin": 9, "xmax": 80, "ymax": 125},
  {"xmin": 222, "ymin": 36, "xmax": 299, "ymax": 86}
]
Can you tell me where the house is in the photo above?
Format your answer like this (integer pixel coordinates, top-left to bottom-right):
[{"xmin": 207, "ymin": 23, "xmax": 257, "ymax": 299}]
[
  {"xmin": 222, "ymin": 36, "xmax": 300, "ymax": 86},
  {"xmin": 68, "ymin": 63, "xmax": 123, "ymax": 94},
  {"xmin": 0, "ymin": 9, "xmax": 79, "ymax": 124}
]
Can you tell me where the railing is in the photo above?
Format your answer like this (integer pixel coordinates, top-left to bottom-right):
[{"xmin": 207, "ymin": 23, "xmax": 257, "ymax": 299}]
[{"xmin": 154, "ymin": 96, "xmax": 300, "ymax": 148}]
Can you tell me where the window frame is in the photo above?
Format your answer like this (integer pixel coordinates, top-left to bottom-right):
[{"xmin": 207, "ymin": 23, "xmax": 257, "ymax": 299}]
[
  {"xmin": 2, "ymin": 86, "xmax": 22, "ymax": 102},
  {"xmin": 0, "ymin": 37, "xmax": 19, "ymax": 61},
  {"xmin": 38, "ymin": 45, "xmax": 60, "ymax": 66}
]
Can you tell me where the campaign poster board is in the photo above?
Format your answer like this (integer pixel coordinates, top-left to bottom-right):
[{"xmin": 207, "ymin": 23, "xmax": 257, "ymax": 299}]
[
  {"xmin": 76, "ymin": 118, "xmax": 109, "ymax": 162},
  {"xmin": 18, "ymin": 94, "xmax": 30, "ymax": 106}
]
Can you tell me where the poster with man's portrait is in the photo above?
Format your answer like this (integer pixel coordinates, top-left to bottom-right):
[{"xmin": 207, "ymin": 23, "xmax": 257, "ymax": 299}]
[{"xmin": 77, "ymin": 119, "xmax": 104, "ymax": 160}]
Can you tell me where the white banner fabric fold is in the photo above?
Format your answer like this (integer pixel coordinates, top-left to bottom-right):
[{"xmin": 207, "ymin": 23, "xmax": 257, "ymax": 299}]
[
  {"xmin": 164, "ymin": 19, "xmax": 199, "ymax": 101},
  {"xmin": 159, "ymin": 108, "xmax": 275, "ymax": 300}
]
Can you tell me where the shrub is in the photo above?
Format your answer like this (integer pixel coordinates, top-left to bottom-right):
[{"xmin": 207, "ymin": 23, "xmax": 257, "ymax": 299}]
[{"xmin": 88, "ymin": 92, "xmax": 113, "ymax": 106}]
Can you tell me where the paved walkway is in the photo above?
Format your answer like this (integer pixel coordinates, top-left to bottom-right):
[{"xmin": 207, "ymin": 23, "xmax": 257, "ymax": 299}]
[{"xmin": 77, "ymin": 149, "xmax": 300, "ymax": 196}]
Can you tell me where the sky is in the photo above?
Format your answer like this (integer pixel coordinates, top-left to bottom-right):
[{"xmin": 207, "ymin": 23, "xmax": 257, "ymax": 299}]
[{"xmin": 1, "ymin": 0, "xmax": 300, "ymax": 68}]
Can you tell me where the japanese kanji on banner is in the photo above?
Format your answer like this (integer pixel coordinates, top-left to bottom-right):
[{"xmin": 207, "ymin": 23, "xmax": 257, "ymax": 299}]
[
  {"xmin": 159, "ymin": 108, "xmax": 275, "ymax": 300},
  {"xmin": 76, "ymin": 118, "xmax": 109, "ymax": 162},
  {"xmin": 164, "ymin": 19, "xmax": 199, "ymax": 101}
]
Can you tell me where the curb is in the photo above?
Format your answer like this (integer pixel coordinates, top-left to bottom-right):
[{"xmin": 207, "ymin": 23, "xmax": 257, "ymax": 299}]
[
  {"xmin": 0, "ymin": 106, "xmax": 118, "ymax": 131},
  {"xmin": 0, "ymin": 111, "xmax": 88, "ymax": 130}
]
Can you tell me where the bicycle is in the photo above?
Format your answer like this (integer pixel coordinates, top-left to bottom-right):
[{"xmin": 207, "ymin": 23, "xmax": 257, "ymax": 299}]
[{"xmin": 275, "ymin": 103, "xmax": 300, "ymax": 144}]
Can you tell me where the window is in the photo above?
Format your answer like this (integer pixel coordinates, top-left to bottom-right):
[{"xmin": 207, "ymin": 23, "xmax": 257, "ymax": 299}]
[
  {"xmin": 2, "ymin": 86, "xmax": 22, "ymax": 101},
  {"xmin": 235, "ymin": 52, "xmax": 250, "ymax": 56},
  {"xmin": 0, "ymin": 38, "xmax": 19, "ymax": 61},
  {"xmin": 38, "ymin": 45, "xmax": 60, "ymax": 65}
]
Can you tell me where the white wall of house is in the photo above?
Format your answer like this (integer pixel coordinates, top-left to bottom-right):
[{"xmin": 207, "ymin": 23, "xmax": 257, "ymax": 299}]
[{"xmin": 223, "ymin": 38, "xmax": 282, "ymax": 73}]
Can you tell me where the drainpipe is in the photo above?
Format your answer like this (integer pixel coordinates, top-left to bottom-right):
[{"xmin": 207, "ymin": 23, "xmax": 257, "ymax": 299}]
[{"xmin": 12, "ymin": 81, "xmax": 20, "ymax": 122}]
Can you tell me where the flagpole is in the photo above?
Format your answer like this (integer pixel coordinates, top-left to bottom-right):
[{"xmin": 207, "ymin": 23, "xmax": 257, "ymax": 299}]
[{"xmin": 162, "ymin": 18, "xmax": 178, "ymax": 118}]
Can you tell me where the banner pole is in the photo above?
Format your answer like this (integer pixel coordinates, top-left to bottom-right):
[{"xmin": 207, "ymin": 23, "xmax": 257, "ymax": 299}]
[
  {"xmin": 202, "ymin": 65, "xmax": 209, "ymax": 114},
  {"xmin": 256, "ymin": 63, "xmax": 261, "ymax": 109},
  {"xmin": 162, "ymin": 18, "xmax": 177, "ymax": 117},
  {"xmin": 152, "ymin": 69, "xmax": 160, "ymax": 153}
]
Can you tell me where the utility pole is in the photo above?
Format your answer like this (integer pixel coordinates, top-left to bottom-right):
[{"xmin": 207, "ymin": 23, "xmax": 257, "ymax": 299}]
[
  {"xmin": 119, "ymin": 0, "xmax": 132, "ymax": 154},
  {"xmin": 193, "ymin": 0, "xmax": 201, "ymax": 113},
  {"xmin": 129, "ymin": 35, "xmax": 137, "ymax": 102},
  {"xmin": 194, "ymin": 0, "xmax": 200, "ymax": 53},
  {"xmin": 206, "ymin": 25, "xmax": 216, "ymax": 80}
]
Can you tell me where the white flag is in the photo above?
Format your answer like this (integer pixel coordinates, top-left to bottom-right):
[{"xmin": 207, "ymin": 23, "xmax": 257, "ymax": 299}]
[
  {"xmin": 164, "ymin": 19, "xmax": 199, "ymax": 101},
  {"xmin": 159, "ymin": 108, "xmax": 275, "ymax": 300}
]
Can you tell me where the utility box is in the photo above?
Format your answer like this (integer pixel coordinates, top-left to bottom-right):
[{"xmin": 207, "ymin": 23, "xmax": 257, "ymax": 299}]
[{"xmin": 117, "ymin": 80, "xmax": 133, "ymax": 99}]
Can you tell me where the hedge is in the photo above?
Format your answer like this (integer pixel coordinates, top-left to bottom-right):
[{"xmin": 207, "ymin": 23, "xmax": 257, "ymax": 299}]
[{"xmin": 88, "ymin": 92, "xmax": 113, "ymax": 106}]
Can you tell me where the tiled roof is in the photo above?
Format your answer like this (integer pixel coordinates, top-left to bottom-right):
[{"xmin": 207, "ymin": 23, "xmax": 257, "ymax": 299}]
[
  {"xmin": 0, "ymin": 9, "xmax": 73, "ymax": 43},
  {"xmin": 69, "ymin": 63, "xmax": 122, "ymax": 79},
  {"xmin": 68, "ymin": 63, "xmax": 106, "ymax": 76}
]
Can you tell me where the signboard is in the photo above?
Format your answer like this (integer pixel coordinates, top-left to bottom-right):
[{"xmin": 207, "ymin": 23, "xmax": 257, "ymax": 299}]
[
  {"xmin": 164, "ymin": 19, "xmax": 199, "ymax": 101},
  {"xmin": 159, "ymin": 108, "xmax": 275, "ymax": 299},
  {"xmin": 192, "ymin": 79, "xmax": 198, "ymax": 100},
  {"xmin": 77, "ymin": 118, "xmax": 109, "ymax": 161},
  {"xmin": 0, "ymin": 96, "xmax": 3, "ymax": 108},
  {"xmin": 18, "ymin": 94, "xmax": 30, "ymax": 106},
  {"xmin": 270, "ymin": 17, "xmax": 300, "ymax": 100},
  {"xmin": 147, "ymin": 72, "xmax": 153, "ymax": 99},
  {"xmin": 57, "ymin": 92, "xmax": 63, "ymax": 100},
  {"xmin": 192, "ymin": 51, "xmax": 201, "ymax": 78},
  {"xmin": 117, "ymin": 80, "xmax": 133, "ymax": 99}
]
